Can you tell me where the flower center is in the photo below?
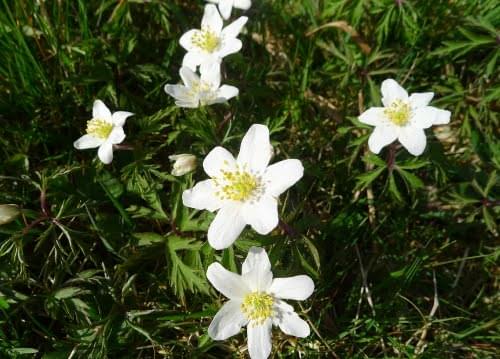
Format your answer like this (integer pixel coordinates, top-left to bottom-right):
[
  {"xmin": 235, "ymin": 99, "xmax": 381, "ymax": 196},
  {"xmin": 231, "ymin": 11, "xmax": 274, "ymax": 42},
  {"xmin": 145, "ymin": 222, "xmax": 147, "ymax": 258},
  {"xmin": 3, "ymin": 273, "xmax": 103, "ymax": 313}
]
[
  {"xmin": 241, "ymin": 292, "xmax": 274, "ymax": 325},
  {"xmin": 190, "ymin": 81, "xmax": 215, "ymax": 105},
  {"xmin": 191, "ymin": 28, "xmax": 220, "ymax": 53},
  {"xmin": 214, "ymin": 165, "xmax": 263, "ymax": 202},
  {"xmin": 384, "ymin": 100, "xmax": 412, "ymax": 126},
  {"xmin": 86, "ymin": 118, "xmax": 113, "ymax": 139}
]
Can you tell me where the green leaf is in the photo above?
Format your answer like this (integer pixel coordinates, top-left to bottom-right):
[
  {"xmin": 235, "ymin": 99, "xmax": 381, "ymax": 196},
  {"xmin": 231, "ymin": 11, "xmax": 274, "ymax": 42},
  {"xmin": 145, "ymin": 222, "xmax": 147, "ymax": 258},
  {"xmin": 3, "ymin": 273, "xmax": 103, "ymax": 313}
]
[
  {"xmin": 53, "ymin": 287, "xmax": 82, "ymax": 300},
  {"xmin": 482, "ymin": 207, "xmax": 497, "ymax": 234},
  {"xmin": 388, "ymin": 173, "xmax": 403, "ymax": 201},
  {"xmin": 395, "ymin": 167, "xmax": 424, "ymax": 189},
  {"xmin": 11, "ymin": 348, "xmax": 39, "ymax": 354},
  {"xmin": 166, "ymin": 236, "xmax": 209, "ymax": 300},
  {"xmin": 133, "ymin": 232, "xmax": 165, "ymax": 246},
  {"xmin": 355, "ymin": 166, "xmax": 386, "ymax": 192},
  {"xmin": 0, "ymin": 296, "xmax": 9, "ymax": 309}
]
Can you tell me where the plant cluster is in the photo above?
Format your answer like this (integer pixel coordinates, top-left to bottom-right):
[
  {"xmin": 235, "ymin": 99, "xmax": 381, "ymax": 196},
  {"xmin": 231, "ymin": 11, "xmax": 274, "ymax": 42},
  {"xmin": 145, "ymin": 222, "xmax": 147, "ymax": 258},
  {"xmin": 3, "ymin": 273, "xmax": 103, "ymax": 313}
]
[{"xmin": 0, "ymin": 0, "xmax": 498, "ymax": 358}]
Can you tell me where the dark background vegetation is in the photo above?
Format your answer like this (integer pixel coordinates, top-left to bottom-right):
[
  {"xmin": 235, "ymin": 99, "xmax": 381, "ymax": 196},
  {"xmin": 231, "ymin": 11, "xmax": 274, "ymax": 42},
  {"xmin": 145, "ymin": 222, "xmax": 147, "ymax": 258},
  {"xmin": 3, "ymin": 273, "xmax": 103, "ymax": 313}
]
[{"xmin": 0, "ymin": 0, "xmax": 498, "ymax": 358}]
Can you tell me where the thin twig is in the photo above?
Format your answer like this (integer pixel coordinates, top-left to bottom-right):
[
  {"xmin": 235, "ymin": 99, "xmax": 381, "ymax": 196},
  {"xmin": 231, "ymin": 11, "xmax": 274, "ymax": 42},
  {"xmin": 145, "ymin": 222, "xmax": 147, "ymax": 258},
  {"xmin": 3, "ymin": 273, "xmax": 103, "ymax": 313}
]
[
  {"xmin": 354, "ymin": 243, "xmax": 376, "ymax": 318},
  {"xmin": 415, "ymin": 270, "xmax": 439, "ymax": 354},
  {"xmin": 452, "ymin": 247, "xmax": 470, "ymax": 288}
]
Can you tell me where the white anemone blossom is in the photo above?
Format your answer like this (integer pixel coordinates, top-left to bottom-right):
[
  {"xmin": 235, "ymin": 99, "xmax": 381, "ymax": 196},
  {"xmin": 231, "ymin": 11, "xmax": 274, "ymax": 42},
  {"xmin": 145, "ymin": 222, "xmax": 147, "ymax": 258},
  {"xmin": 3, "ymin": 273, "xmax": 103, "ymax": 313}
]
[
  {"xmin": 207, "ymin": 0, "xmax": 252, "ymax": 20},
  {"xmin": 207, "ymin": 247, "xmax": 314, "ymax": 359},
  {"xmin": 359, "ymin": 79, "xmax": 451, "ymax": 156},
  {"xmin": 164, "ymin": 63, "xmax": 238, "ymax": 108},
  {"xmin": 182, "ymin": 124, "xmax": 303, "ymax": 250},
  {"xmin": 73, "ymin": 100, "xmax": 133, "ymax": 164},
  {"xmin": 180, "ymin": 4, "xmax": 248, "ymax": 71}
]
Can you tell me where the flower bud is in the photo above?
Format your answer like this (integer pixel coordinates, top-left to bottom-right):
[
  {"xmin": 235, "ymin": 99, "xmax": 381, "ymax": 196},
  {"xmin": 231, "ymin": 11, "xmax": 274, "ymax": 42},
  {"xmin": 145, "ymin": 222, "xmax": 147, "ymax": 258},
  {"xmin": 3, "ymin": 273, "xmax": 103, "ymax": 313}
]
[
  {"xmin": 0, "ymin": 204, "xmax": 21, "ymax": 225},
  {"xmin": 169, "ymin": 154, "xmax": 197, "ymax": 176}
]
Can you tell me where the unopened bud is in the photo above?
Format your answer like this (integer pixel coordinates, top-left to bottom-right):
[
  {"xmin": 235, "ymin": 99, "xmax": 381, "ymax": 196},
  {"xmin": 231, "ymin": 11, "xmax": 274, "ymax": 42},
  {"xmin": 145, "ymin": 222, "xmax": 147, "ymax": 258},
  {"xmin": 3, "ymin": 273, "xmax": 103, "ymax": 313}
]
[
  {"xmin": 169, "ymin": 154, "xmax": 197, "ymax": 176},
  {"xmin": 0, "ymin": 204, "xmax": 20, "ymax": 225}
]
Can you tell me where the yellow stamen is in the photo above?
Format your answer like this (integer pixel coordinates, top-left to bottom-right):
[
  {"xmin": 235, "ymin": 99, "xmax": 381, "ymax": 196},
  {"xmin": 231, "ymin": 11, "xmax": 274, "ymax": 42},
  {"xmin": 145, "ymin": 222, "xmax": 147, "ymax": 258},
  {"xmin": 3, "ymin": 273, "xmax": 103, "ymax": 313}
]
[
  {"xmin": 241, "ymin": 292, "xmax": 274, "ymax": 325},
  {"xmin": 191, "ymin": 28, "xmax": 220, "ymax": 52},
  {"xmin": 384, "ymin": 100, "xmax": 412, "ymax": 126},
  {"xmin": 86, "ymin": 118, "xmax": 113, "ymax": 139},
  {"xmin": 214, "ymin": 164, "xmax": 262, "ymax": 202}
]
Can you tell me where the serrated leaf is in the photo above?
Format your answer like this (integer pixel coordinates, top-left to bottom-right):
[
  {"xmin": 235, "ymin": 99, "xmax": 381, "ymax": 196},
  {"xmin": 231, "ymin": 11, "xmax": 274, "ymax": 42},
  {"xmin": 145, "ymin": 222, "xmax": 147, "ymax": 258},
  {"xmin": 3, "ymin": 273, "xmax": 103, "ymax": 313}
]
[
  {"xmin": 166, "ymin": 236, "xmax": 209, "ymax": 301},
  {"xmin": 388, "ymin": 173, "xmax": 403, "ymax": 201},
  {"xmin": 355, "ymin": 166, "xmax": 386, "ymax": 191},
  {"xmin": 133, "ymin": 232, "xmax": 165, "ymax": 246},
  {"xmin": 395, "ymin": 167, "xmax": 424, "ymax": 189}
]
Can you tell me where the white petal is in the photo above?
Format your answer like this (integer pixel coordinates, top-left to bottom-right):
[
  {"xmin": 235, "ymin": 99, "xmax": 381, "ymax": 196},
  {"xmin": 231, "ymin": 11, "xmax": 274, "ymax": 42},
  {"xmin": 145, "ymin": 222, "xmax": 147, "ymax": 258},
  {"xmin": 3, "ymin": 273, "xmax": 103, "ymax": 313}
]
[
  {"xmin": 359, "ymin": 107, "xmax": 385, "ymax": 126},
  {"xmin": 243, "ymin": 195, "xmax": 278, "ymax": 235},
  {"xmin": 175, "ymin": 99, "xmax": 200, "ymax": 108},
  {"xmin": 216, "ymin": 85, "xmax": 239, "ymax": 101},
  {"xmin": 202, "ymin": 4, "xmax": 223, "ymax": 34},
  {"xmin": 93, "ymin": 100, "xmax": 112, "ymax": 122},
  {"xmin": 247, "ymin": 319, "xmax": 272, "ymax": 359},
  {"xmin": 112, "ymin": 111, "xmax": 133, "ymax": 127},
  {"xmin": 269, "ymin": 275, "xmax": 314, "ymax": 300},
  {"xmin": 182, "ymin": 179, "xmax": 223, "ymax": 212},
  {"xmin": 206, "ymin": 263, "xmax": 250, "ymax": 299},
  {"xmin": 275, "ymin": 300, "xmax": 310, "ymax": 338},
  {"xmin": 203, "ymin": 146, "xmax": 237, "ymax": 178},
  {"xmin": 237, "ymin": 124, "xmax": 272, "ymax": 173},
  {"xmin": 221, "ymin": 16, "xmax": 248, "ymax": 38},
  {"xmin": 398, "ymin": 127, "xmax": 427, "ymax": 156},
  {"xmin": 165, "ymin": 84, "xmax": 195, "ymax": 103},
  {"xmin": 218, "ymin": 0, "xmax": 234, "ymax": 20},
  {"xmin": 73, "ymin": 134, "xmax": 104, "ymax": 149},
  {"xmin": 208, "ymin": 204, "xmax": 246, "ymax": 250},
  {"xmin": 381, "ymin": 79, "xmax": 408, "ymax": 107},
  {"xmin": 218, "ymin": 38, "xmax": 242, "ymax": 58},
  {"xmin": 413, "ymin": 106, "xmax": 451, "ymax": 128},
  {"xmin": 263, "ymin": 159, "xmax": 303, "ymax": 197},
  {"xmin": 367, "ymin": 125, "xmax": 398, "ymax": 154},
  {"xmin": 241, "ymin": 247, "xmax": 273, "ymax": 292},
  {"xmin": 180, "ymin": 66, "xmax": 200, "ymax": 88},
  {"xmin": 97, "ymin": 142, "xmax": 113, "ymax": 164},
  {"xmin": 234, "ymin": 0, "xmax": 252, "ymax": 10},
  {"xmin": 200, "ymin": 62, "xmax": 221, "ymax": 89},
  {"xmin": 182, "ymin": 51, "xmax": 202, "ymax": 71},
  {"xmin": 409, "ymin": 92, "xmax": 434, "ymax": 108},
  {"xmin": 242, "ymin": 247, "xmax": 272, "ymax": 275},
  {"xmin": 179, "ymin": 29, "xmax": 202, "ymax": 52},
  {"xmin": 208, "ymin": 300, "xmax": 248, "ymax": 340},
  {"xmin": 107, "ymin": 126, "xmax": 125, "ymax": 144}
]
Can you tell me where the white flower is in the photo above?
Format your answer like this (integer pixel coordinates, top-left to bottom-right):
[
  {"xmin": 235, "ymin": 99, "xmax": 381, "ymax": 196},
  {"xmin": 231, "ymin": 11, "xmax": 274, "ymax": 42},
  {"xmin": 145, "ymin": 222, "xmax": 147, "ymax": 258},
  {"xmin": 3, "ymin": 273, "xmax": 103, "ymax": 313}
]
[
  {"xmin": 164, "ymin": 63, "xmax": 239, "ymax": 108},
  {"xmin": 359, "ymin": 79, "xmax": 451, "ymax": 156},
  {"xmin": 169, "ymin": 154, "xmax": 197, "ymax": 176},
  {"xmin": 73, "ymin": 100, "xmax": 133, "ymax": 164},
  {"xmin": 182, "ymin": 124, "xmax": 303, "ymax": 250},
  {"xmin": 207, "ymin": 247, "xmax": 314, "ymax": 359},
  {"xmin": 180, "ymin": 4, "xmax": 248, "ymax": 71},
  {"xmin": 207, "ymin": 0, "xmax": 252, "ymax": 20}
]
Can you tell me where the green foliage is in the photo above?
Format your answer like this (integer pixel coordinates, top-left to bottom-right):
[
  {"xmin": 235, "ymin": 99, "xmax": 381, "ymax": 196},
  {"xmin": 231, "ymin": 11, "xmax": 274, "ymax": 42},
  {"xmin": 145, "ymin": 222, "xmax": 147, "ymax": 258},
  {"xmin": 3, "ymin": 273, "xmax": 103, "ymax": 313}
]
[{"xmin": 0, "ymin": 0, "xmax": 498, "ymax": 358}]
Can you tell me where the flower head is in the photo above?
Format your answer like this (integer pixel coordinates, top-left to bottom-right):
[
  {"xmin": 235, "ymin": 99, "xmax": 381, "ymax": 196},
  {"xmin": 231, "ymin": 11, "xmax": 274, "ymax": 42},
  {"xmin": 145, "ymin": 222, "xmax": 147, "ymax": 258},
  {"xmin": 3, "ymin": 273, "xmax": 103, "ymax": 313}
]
[
  {"xmin": 207, "ymin": 247, "xmax": 314, "ymax": 359},
  {"xmin": 182, "ymin": 124, "xmax": 303, "ymax": 250},
  {"xmin": 165, "ymin": 63, "xmax": 238, "ymax": 108},
  {"xmin": 207, "ymin": 0, "xmax": 252, "ymax": 20},
  {"xmin": 169, "ymin": 154, "xmax": 197, "ymax": 176},
  {"xmin": 358, "ymin": 79, "xmax": 451, "ymax": 156},
  {"xmin": 180, "ymin": 4, "xmax": 248, "ymax": 71},
  {"xmin": 73, "ymin": 100, "xmax": 133, "ymax": 164}
]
